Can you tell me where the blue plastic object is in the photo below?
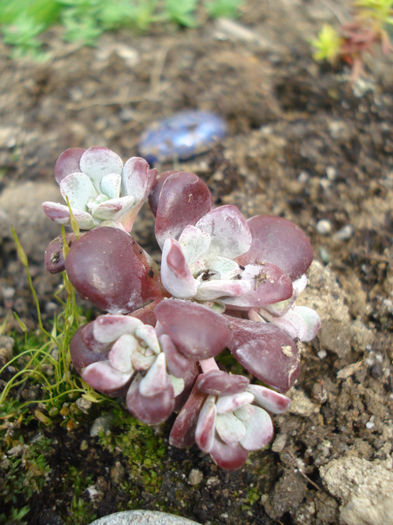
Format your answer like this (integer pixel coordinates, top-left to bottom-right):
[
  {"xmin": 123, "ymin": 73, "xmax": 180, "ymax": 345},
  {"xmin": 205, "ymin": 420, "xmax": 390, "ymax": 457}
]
[{"xmin": 138, "ymin": 110, "xmax": 227, "ymax": 165}]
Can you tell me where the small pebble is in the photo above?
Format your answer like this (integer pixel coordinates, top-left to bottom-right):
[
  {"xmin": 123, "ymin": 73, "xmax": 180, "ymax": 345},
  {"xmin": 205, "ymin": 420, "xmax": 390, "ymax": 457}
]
[
  {"xmin": 317, "ymin": 349, "xmax": 327, "ymax": 359},
  {"xmin": 334, "ymin": 224, "xmax": 354, "ymax": 241},
  {"xmin": 90, "ymin": 416, "xmax": 111, "ymax": 437},
  {"xmin": 188, "ymin": 468, "xmax": 203, "ymax": 486},
  {"xmin": 325, "ymin": 166, "xmax": 337, "ymax": 180},
  {"xmin": 316, "ymin": 219, "xmax": 332, "ymax": 235},
  {"xmin": 271, "ymin": 432, "xmax": 287, "ymax": 453}
]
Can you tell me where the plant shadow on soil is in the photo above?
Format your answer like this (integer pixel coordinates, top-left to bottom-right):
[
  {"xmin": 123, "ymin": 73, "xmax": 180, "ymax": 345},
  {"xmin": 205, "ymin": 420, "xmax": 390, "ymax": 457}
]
[{"xmin": 0, "ymin": 0, "xmax": 392, "ymax": 524}]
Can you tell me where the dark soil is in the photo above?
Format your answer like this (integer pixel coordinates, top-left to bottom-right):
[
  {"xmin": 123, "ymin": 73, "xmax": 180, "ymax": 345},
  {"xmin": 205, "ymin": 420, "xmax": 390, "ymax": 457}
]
[{"xmin": 0, "ymin": 1, "xmax": 392, "ymax": 524}]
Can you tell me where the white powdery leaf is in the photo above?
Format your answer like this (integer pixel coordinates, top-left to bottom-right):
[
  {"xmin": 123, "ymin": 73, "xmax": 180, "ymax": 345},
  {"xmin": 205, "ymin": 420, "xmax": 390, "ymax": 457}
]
[
  {"xmin": 215, "ymin": 412, "xmax": 246, "ymax": 444},
  {"xmin": 100, "ymin": 172, "xmax": 122, "ymax": 199},
  {"xmin": 216, "ymin": 391, "xmax": 254, "ymax": 414},
  {"xmin": 234, "ymin": 403, "xmax": 254, "ymax": 423},
  {"xmin": 122, "ymin": 157, "xmax": 150, "ymax": 200},
  {"xmin": 139, "ymin": 353, "xmax": 170, "ymax": 397},
  {"xmin": 161, "ymin": 238, "xmax": 198, "ymax": 298},
  {"xmin": 108, "ymin": 334, "xmax": 137, "ymax": 373},
  {"xmin": 168, "ymin": 374, "xmax": 185, "ymax": 397},
  {"xmin": 82, "ymin": 360, "xmax": 132, "ymax": 391},
  {"xmin": 60, "ymin": 172, "xmax": 97, "ymax": 211},
  {"xmin": 247, "ymin": 384, "xmax": 290, "ymax": 414},
  {"xmin": 178, "ymin": 225, "xmax": 211, "ymax": 266},
  {"xmin": 135, "ymin": 324, "xmax": 161, "ymax": 354},
  {"xmin": 240, "ymin": 406, "xmax": 273, "ymax": 451},
  {"xmin": 195, "ymin": 205, "xmax": 252, "ymax": 259},
  {"xmin": 131, "ymin": 349, "xmax": 156, "ymax": 371},
  {"xmin": 261, "ymin": 305, "xmax": 320, "ymax": 342},
  {"xmin": 203, "ymin": 255, "xmax": 241, "ymax": 280},
  {"xmin": 93, "ymin": 315, "xmax": 143, "ymax": 344},
  {"xmin": 195, "ymin": 278, "xmax": 252, "ymax": 301},
  {"xmin": 195, "ymin": 395, "xmax": 217, "ymax": 453},
  {"xmin": 91, "ymin": 195, "xmax": 136, "ymax": 221},
  {"xmin": 42, "ymin": 201, "xmax": 96, "ymax": 229},
  {"xmin": 291, "ymin": 305, "xmax": 321, "ymax": 341},
  {"xmin": 80, "ymin": 147, "xmax": 123, "ymax": 190}
]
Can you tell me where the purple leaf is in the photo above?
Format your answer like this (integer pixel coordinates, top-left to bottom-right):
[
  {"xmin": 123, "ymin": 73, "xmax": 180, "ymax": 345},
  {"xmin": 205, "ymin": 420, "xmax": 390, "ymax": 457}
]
[
  {"xmin": 126, "ymin": 375, "xmax": 174, "ymax": 425},
  {"xmin": 155, "ymin": 299, "xmax": 231, "ymax": 360},
  {"xmin": 195, "ymin": 395, "xmax": 217, "ymax": 452},
  {"xmin": 54, "ymin": 147, "xmax": 85, "ymax": 184},
  {"xmin": 82, "ymin": 360, "xmax": 132, "ymax": 394},
  {"xmin": 154, "ymin": 171, "xmax": 213, "ymax": 248},
  {"xmin": 169, "ymin": 382, "xmax": 206, "ymax": 448},
  {"xmin": 237, "ymin": 215, "xmax": 313, "ymax": 280},
  {"xmin": 209, "ymin": 437, "xmax": 249, "ymax": 470},
  {"xmin": 65, "ymin": 226, "xmax": 164, "ymax": 313},
  {"xmin": 220, "ymin": 262, "xmax": 293, "ymax": 309},
  {"xmin": 196, "ymin": 370, "xmax": 249, "ymax": 395},
  {"xmin": 159, "ymin": 333, "xmax": 197, "ymax": 380},
  {"xmin": 247, "ymin": 384, "xmax": 291, "ymax": 414},
  {"xmin": 44, "ymin": 232, "xmax": 77, "ymax": 274},
  {"xmin": 69, "ymin": 323, "xmax": 108, "ymax": 374},
  {"xmin": 227, "ymin": 317, "xmax": 300, "ymax": 392},
  {"xmin": 161, "ymin": 238, "xmax": 198, "ymax": 298}
]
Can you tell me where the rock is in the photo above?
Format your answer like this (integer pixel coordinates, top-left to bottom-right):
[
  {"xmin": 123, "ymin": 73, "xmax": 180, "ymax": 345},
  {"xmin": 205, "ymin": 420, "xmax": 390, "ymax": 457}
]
[
  {"xmin": 289, "ymin": 388, "xmax": 319, "ymax": 417},
  {"xmin": 320, "ymin": 457, "xmax": 393, "ymax": 525},
  {"xmin": 89, "ymin": 510, "xmax": 201, "ymax": 524},
  {"xmin": 0, "ymin": 181, "xmax": 60, "ymax": 264},
  {"xmin": 188, "ymin": 468, "xmax": 203, "ymax": 486}
]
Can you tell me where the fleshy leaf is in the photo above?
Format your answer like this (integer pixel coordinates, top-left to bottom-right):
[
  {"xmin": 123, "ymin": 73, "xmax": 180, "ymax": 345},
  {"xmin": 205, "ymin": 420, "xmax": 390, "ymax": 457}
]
[
  {"xmin": 239, "ymin": 406, "xmax": 273, "ymax": 451},
  {"xmin": 93, "ymin": 314, "xmax": 143, "ymax": 343},
  {"xmin": 161, "ymin": 238, "xmax": 198, "ymax": 298},
  {"xmin": 108, "ymin": 334, "xmax": 137, "ymax": 373},
  {"xmin": 42, "ymin": 201, "xmax": 95, "ymax": 229},
  {"xmin": 69, "ymin": 323, "xmax": 107, "ymax": 374},
  {"xmin": 195, "ymin": 395, "xmax": 217, "ymax": 452},
  {"xmin": 209, "ymin": 437, "xmax": 248, "ymax": 470},
  {"xmin": 169, "ymin": 383, "xmax": 207, "ymax": 448},
  {"xmin": 195, "ymin": 205, "xmax": 252, "ymax": 259},
  {"xmin": 261, "ymin": 305, "xmax": 321, "ymax": 342},
  {"xmin": 60, "ymin": 172, "xmax": 97, "ymax": 211},
  {"xmin": 139, "ymin": 353, "xmax": 170, "ymax": 397},
  {"xmin": 220, "ymin": 263, "xmax": 293, "ymax": 309},
  {"xmin": 196, "ymin": 370, "xmax": 249, "ymax": 395},
  {"xmin": 65, "ymin": 227, "xmax": 165, "ymax": 313},
  {"xmin": 247, "ymin": 384, "xmax": 291, "ymax": 414},
  {"xmin": 215, "ymin": 392, "xmax": 254, "ymax": 414},
  {"xmin": 154, "ymin": 171, "xmax": 213, "ymax": 248},
  {"xmin": 227, "ymin": 317, "xmax": 300, "ymax": 392},
  {"xmin": 215, "ymin": 412, "xmax": 246, "ymax": 444},
  {"xmin": 79, "ymin": 147, "xmax": 123, "ymax": 190},
  {"xmin": 237, "ymin": 215, "xmax": 313, "ymax": 280},
  {"xmin": 100, "ymin": 173, "xmax": 122, "ymax": 199},
  {"xmin": 126, "ymin": 374, "xmax": 174, "ymax": 425},
  {"xmin": 54, "ymin": 147, "xmax": 85, "ymax": 184},
  {"xmin": 178, "ymin": 225, "xmax": 211, "ymax": 266},
  {"xmin": 82, "ymin": 360, "xmax": 132, "ymax": 394},
  {"xmin": 155, "ymin": 299, "xmax": 231, "ymax": 360}
]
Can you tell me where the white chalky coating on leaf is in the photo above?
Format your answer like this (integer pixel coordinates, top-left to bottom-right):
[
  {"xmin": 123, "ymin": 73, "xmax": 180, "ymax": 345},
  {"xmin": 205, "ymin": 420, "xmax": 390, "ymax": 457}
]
[{"xmin": 215, "ymin": 412, "xmax": 246, "ymax": 444}]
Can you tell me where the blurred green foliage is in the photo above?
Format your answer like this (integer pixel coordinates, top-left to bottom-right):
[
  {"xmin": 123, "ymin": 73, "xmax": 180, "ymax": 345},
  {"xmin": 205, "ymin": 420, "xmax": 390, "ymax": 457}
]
[{"xmin": 0, "ymin": 0, "xmax": 244, "ymax": 58}]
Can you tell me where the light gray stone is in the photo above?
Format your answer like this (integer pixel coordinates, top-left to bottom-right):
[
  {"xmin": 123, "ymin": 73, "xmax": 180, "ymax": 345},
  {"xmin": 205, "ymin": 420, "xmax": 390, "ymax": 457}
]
[
  {"xmin": 89, "ymin": 510, "xmax": 201, "ymax": 525},
  {"xmin": 320, "ymin": 457, "xmax": 393, "ymax": 525}
]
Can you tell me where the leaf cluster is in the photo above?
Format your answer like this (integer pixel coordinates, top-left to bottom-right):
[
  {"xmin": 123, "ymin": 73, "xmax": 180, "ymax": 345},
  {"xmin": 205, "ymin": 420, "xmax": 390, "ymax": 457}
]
[{"xmin": 0, "ymin": 0, "xmax": 244, "ymax": 58}]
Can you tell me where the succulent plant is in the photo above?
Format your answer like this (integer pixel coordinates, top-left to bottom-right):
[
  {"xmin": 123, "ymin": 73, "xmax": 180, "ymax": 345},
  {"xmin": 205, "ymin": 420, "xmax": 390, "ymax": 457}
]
[{"xmin": 43, "ymin": 147, "xmax": 321, "ymax": 470}]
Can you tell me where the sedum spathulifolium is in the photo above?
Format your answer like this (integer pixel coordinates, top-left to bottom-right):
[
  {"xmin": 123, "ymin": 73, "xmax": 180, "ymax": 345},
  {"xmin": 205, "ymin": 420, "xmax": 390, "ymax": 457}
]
[{"xmin": 42, "ymin": 147, "xmax": 321, "ymax": 470}]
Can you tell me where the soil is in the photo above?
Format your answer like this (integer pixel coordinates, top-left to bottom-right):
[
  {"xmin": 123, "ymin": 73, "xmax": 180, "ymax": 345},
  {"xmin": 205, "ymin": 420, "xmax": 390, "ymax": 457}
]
[{"xmin": 0, "ymin": 1, "xmax": 392, "ymax": 524}]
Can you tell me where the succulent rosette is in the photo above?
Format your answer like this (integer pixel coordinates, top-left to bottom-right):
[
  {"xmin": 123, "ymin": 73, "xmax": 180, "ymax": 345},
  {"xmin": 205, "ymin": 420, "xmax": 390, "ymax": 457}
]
[
  {"xmin": 42, "ymin": 147, "xmax": 155, "ymax": 231},
  {"xmin": 42, "ymin": 148, "xmax": 321, "ymax": 471},
  {"xmin": 170, "ymin": 369, "xmax": 291, "ymax": 469}
]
